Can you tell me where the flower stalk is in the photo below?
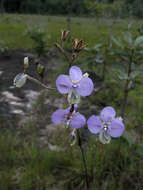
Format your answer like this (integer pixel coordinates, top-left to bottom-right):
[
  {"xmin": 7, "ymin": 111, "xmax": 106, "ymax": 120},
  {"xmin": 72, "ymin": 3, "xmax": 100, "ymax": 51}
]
[
  {"xmin": 76, "ymin": 129, "xmax": 89, "ymax": 190},
  {"xmin": 27, "ymin": 75, "xmax": 56, "ymax": 91},
  {"xmin": 69, "ymin": 104, "xmax": 89, "ymax": 189}
]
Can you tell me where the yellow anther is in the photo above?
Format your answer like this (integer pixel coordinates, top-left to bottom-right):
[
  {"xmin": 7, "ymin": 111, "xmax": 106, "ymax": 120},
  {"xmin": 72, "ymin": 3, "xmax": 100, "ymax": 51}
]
[
  {"xmin": 102, "ymin": 122, "xmax": 111, "ymax": 128},
  {"xmin": 72, "ymin": 80, "xmax": 79, "ymax": 83}
]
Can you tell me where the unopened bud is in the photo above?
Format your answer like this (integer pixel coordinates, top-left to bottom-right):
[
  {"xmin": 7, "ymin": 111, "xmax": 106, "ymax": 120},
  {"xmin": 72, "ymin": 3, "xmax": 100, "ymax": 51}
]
[
  {"xmin": 73, "ymin": 39, "xmax": 86, "ymax": 52},
  {"xmin": 24, "ymin": 57, "xmax": 29, "ymax": 69},
  {"xmin": 37, "ymin": 64, "xmax": 45, "ymax": 78},
  {"xmin": 117, "ymin": 117, "xmax": 123, "ymax": 121},
  {"xmin": 73, "ymin": 39, "xmax": 79, "ymax": 50},
  {"xmin": 82, "ymin": 72, "xmax": 89, "ymax": 78},
  {"xmin": 61, "ymin": 30, "xmax": 70, "ymax": 41},
  {"xmin": 70, "ymin": 129, "xmax": 76, "ymax": 146},
  {"xmin": 13, "ymin": 73, "xmax": 27, "ymax": 88}
]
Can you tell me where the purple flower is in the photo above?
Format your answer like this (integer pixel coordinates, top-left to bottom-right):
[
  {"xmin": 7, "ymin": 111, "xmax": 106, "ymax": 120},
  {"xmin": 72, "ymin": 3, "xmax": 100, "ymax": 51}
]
[
  {"xmin": 56, "ymin": 66, "xmax": 94, "ymax": 97},
  {"xmin": 51, "ymin": 106, "xmax": 86, "ymax": 129},
  {"xmin": 87, "ymin": 106, "xmax": 125, "ymax": 138}
]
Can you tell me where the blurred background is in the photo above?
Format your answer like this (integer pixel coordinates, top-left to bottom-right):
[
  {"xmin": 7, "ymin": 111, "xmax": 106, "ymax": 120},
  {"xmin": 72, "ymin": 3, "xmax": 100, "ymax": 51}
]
[
  {"xmin": 1, "ymin": 0, "xmax": 143, "ymax": 18},
  {"xmin": 0, "ymin": 0, "xmax": 143, "ymax": 190}
]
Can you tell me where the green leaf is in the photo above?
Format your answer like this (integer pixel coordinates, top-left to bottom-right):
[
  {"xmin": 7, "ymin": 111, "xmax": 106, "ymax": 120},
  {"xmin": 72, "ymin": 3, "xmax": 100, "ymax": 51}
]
[
  {"xmin": 135, "ymin": 50, "xmax": 143, "ymax": 55},
  {"xmin": 123, "ymin": 32, "xmax": 132, "ymax": 45},
  {"xmin": 111, "ymin": 36, "xmax": 124, "ymax": 49},
  {"xmin": 110, "ymin": 49, "xmax": 125, "ymax": 55},
  {"xmin": 118, "ymin": 72, "xmax": 129, "ymax": 80},
  {"xmin": 93, "ymin": 44, "xmax": 102, "ymax": 51},
  {"xmin": 130, "ymin": 70, "xmax": 140, "ymax": 79},
  {"xmin": 134, "ymin": 36, "xmax": 143, "ymax": 47}
]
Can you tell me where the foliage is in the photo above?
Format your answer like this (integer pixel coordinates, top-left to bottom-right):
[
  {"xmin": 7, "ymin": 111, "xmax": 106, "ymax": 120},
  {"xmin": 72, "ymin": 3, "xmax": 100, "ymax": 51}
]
[
  {"xmin": 0, "ymin": 131, "xmax": 143, "ymax": 189},
  {"xmin": 26, "ymin": 27, "xmax": 48, "ymax": 56}
]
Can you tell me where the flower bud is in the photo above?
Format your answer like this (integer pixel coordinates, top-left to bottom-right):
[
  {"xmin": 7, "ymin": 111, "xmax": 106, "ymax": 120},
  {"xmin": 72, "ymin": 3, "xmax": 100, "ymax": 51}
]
[
  {"xmin": 70, "ymin": 129, "xmax": 76, "ymax": 146},
  {"xmin": 73, "ymin": 39, "xmax": 79, "ymax": 50},
  {"xmin": 73, "ymin": 39, "xmax": 86, "ymax": 52},
  {"xmin": 37, "ymin": 64, "xmax": 45, "ymax": 78},
  {"xmin": 82, "ymin": 72, "xmax": 89, "ymax": 78},
  {"xmin": 13, "ymin": 73, "xmax": 27, "ymax": 88},
  {"xmin": 61, "ymin": 30, "xmax": 70, "ymax": 41},
  {"xmin": 117, "ymin": 117, "xmax": 123, "ymax": 121},
  {"xmin": 24, "ymin": 57, "xmax": 29, "ymax": 69}
]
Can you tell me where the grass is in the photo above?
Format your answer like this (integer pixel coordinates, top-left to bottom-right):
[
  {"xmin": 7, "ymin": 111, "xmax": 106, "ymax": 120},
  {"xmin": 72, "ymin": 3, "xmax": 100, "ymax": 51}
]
[
  {"xmin": 0, "ymin": 14, "xmax": 142, "ymax": 49},
  {"xmin": 0, "ymin": 130, "xmax": 143, "ymax": 190}
]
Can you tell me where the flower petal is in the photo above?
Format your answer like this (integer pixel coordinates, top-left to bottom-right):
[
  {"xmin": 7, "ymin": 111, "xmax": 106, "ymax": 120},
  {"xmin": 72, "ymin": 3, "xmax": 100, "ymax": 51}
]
[
  {"xmin": 70, "ymin": 113, "xmax": 86, "ymax": 129},
  {"xmin": 51, "ymin": 109, "xmax": 66, "ymax": 125},
  {"xmin": 56, "ymin": 74, "xmax": 72, "ymax": 94},
  {"xmin": 108, "ymin": 118, "xmax": 125, "ymax": 137},
  {"xmin": 76, "ymin": 77, "xmax": 94, "ymax": 96},
  {"xmin": 100, "ymin": 106, "xmax": 116, "ymax": 122},
  {"xmin": 87, "ymin": 115, "xmax": 103, "ymax": 134},
  {"xmin": 69, "ymin": 66, "xmax": 82, "ymax": 82}
]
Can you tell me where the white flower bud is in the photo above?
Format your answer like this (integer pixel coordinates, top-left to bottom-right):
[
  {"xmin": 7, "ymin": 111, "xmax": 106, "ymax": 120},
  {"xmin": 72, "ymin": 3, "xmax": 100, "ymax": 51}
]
[
  {"xmin": 24, "ymin": 57, "xmax": 29, "ymax": 69},
  {"xmin": 117, "ymin": 117, "xmax": 123, "ymax": 121},
  {"xmin": 82, "ymin": 72, "xmax": 89, "ymax": 78},
  {"xmin": 13, "ymin": 73, "xmax": 27, "ymax": 88}
]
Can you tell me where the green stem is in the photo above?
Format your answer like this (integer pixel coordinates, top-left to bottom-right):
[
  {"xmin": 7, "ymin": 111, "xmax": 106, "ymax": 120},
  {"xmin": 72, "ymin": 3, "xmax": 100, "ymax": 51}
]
[
  {"xmin": 76, "ymin": 129, "xmax": 89, "ymax": 190},
  {"xmin": 121, "ymin": 49, "xmax": 134, "ymax": 119}
]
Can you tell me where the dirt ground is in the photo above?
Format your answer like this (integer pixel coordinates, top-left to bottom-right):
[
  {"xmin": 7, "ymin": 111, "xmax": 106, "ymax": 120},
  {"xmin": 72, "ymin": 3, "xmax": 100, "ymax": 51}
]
[{"xmin": 0, "ymin": 50, "xmax": 58, "ymax": 129}]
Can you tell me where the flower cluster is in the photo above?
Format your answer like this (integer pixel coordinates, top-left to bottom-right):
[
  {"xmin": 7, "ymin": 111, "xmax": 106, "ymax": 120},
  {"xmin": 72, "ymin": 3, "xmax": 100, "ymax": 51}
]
[{"xmin": 51, "ymin": 65, "xmax": 125, "ymax": 144}]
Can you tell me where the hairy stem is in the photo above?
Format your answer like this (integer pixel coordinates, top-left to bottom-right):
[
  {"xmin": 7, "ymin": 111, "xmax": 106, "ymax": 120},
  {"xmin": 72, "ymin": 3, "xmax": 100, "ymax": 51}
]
[{"xmin": 27, "ymin": 75, "xmax": 56, "ymax": 91}]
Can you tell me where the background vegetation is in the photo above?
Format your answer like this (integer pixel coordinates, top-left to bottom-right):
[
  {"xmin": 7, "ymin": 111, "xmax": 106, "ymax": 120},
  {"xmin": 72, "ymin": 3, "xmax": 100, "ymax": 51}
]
[
  {"xmin": 0, "ymin": 2, "xmax": 143, "ymax": 189},
  {"xmin": 1, "ymin": 0, "xmax": 143, "ymax": 18}
]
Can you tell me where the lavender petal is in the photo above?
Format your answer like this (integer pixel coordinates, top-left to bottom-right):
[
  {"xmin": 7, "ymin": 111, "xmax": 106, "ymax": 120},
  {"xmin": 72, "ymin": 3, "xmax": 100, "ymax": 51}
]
[
  {"xmin": 56, "ymin": 74, "xmax": 72, "ymax": 94},
  {"xmin": 108, "ymin": 118, "xmax": 125, "ymax": 137},
  {"xmin": 70, "ymin": 113, "xmax": 86, "ymax": 129},
  {"xmin": 69, "ymin": 66, "xmax": 82, "ymax": 82},
  {"xmin": 87, "ymin": 115, "xmax": 103, "ymax": 134},
  {"xmin": 76, "ymin": 77, "xmax": 94, "ymax": 97},
  {"xmin": 51, "ymin": 109, "xmax": 66, "ymax": 125},
  {"xmin": 100, "ymin": 106, "xmax": 116, "ymax": 122}
]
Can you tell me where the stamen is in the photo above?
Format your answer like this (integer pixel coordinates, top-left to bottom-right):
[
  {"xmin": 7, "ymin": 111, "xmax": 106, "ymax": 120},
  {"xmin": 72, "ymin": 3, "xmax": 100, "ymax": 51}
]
[
  {"xmin": 72, "ymin": 80, "xmax": 79, "ymax": 83},
  {"xmin": 102, "ymin": 122, "xmax": 111, "ymax": 131},
  {"xmin": 65, "ymin": 115, "xmax": 73, "ymax": 128}
]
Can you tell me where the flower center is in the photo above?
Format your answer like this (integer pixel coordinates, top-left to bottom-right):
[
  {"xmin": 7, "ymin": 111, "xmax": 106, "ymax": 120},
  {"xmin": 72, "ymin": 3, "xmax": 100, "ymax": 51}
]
[
  {"xmin": 72, "ymin": 80, "xmax": 79, "ymax": 88},
  {"xmin": 102, "ymin": 122, "xmax": 111, "ymax": 131},
  {"xmin": 65, "ymin": 115, "xmax": 73, "ymax": 126}
]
